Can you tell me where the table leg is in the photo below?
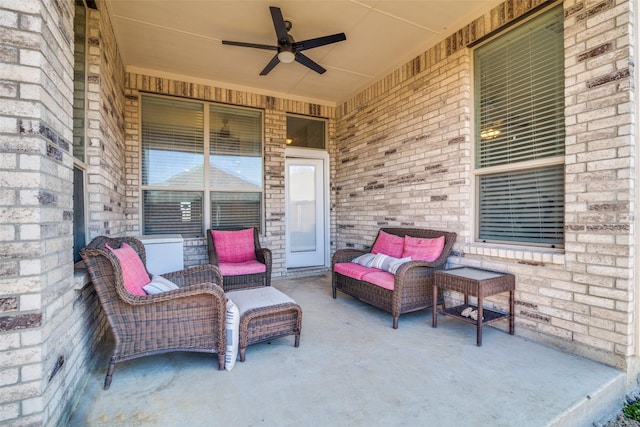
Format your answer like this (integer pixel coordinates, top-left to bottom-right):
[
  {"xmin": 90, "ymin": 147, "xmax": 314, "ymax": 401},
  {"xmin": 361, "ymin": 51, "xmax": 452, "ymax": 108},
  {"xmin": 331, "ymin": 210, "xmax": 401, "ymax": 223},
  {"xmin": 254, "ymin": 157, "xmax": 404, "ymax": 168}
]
[
  {"xmin": 432, "ymin": 285, "xmax": 438, "ymax": 328},
  {"xmin": 509, "ymin": 290, "xmax": 515, "ymax": 335},
  {"xmin": 477, "ymin": 295, "xmax": 483, "ymax": 347}
]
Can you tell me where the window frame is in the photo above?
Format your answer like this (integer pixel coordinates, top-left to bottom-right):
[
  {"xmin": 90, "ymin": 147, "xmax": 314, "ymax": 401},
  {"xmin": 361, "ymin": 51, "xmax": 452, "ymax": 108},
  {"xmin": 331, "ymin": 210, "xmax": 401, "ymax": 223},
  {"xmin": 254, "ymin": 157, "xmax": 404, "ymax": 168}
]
[
  {"xmin": 139, "ymin": 94, "xmax": 265, "ymax": 237},
  {"xmin": 472, "ymin": 4, "xmax": 565, "ymax": 249},
  {"xmin": 72, "ymin": 0, "xmax": 89, "ymax": 262}
]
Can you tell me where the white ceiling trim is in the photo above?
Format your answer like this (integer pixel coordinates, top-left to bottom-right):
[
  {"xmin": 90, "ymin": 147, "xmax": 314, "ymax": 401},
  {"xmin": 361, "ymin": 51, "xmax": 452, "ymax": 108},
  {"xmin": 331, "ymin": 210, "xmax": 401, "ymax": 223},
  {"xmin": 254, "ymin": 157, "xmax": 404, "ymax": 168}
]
[{"xmin": 126, "ymin": 65, "xmax": 339, "ymax": 107}]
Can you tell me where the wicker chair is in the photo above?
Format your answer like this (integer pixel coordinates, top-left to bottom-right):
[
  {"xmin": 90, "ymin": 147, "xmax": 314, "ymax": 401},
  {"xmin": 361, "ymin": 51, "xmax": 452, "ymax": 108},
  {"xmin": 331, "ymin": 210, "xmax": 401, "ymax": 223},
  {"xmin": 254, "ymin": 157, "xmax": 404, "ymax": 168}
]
[
  {"xmin": 80, "ymin": 236, "xmax": 227, "ymax": 390},
  {"xmin": 332, "ymin": 228, "xmax": 457, "ymax": 328},
  {"xmin": 207, "ymin": 227, "xmax": 272, "ymax": 291}
]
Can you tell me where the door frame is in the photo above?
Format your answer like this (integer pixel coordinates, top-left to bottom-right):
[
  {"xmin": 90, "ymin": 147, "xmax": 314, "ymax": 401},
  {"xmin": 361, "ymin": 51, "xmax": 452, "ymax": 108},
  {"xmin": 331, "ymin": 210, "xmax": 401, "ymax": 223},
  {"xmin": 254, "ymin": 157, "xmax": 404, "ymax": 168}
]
[{"xmin": 284, "ymin": 147, "xmax": 330, "ymax": 269}]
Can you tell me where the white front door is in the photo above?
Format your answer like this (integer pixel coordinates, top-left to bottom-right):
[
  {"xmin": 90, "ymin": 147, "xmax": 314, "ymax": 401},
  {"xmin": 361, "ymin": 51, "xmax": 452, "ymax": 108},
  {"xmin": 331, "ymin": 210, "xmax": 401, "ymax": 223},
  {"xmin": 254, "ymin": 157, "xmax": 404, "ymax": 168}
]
[{"xmin": 285, "ymin": 156, "xmax": 326, "ymax": 268}]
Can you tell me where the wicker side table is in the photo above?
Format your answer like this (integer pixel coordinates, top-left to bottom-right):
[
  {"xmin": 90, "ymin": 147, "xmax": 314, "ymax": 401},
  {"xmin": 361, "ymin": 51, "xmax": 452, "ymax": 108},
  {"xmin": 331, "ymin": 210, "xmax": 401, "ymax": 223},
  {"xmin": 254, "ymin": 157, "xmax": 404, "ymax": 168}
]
[{"xmin": 432, "ymin": 267, "xmax": 515, "ymax": 346}]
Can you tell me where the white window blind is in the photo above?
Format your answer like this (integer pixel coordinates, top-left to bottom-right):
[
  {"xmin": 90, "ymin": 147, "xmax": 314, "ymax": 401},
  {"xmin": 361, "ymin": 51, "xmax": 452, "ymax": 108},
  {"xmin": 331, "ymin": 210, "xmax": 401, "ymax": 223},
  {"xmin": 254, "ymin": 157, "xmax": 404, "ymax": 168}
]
[
  {"xmin": 475, "ymin": 6, "xmax": 564, "ymax": 168},
  {"xmin": 142, "ymin": 96, "xmax": 204, "ymax": 187},
  {"xmin": 209, "ymin": 104, "xmax": 263, "ymax": 191},
  {"xmin": 211, "ymin": 192, "xmax": 261, "ymax": 230},
  {"xmin": 474, "ymin": 5, "xmax": 565, "ymax": 247},
  {"xmin": 143, "ymin": 191, "xmax": 203, "ymax": 237},
  {"xmin": 208, "ymin": 104, "xmax": 263, "ymax": 232},
  {"xmin": 141, "ymin": 96, "xmax": 264, "ymax": 236},
  {"xmin": 478, "ymin": 165, "xmax": 564, "ymax": 246}
]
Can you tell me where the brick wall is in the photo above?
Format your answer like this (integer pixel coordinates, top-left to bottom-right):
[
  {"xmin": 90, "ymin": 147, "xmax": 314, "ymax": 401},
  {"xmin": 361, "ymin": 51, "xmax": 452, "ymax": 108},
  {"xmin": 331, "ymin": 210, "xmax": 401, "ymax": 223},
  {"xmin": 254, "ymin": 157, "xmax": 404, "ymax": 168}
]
[
  {"xmin": 0, "ymin": 1, "xmax": 72, "ymax": 425},
  {"xmin": 85, "ymin": 1, "xmax": 127, "ymax": 240},
  {"xmin": 47, "ymin": 0, "xmax": 126, "ymax": 423},
  {"xmin": 0, "ymin": 0, "xmax": 637, "ymax": 425},
  {"xmin": 562, "ymin": 0, "xmax": 636, "ymax": 365},
  {"xmin": 334, "ymin": 0, "xmax": 637, "ymax": 372},
  {"xmin": 123, "ymin": 75, "xmax": 337, "ymax": 277},
  {"xmin": 0, "ymin": 0, "xmax": 125, "ymax": 425}
]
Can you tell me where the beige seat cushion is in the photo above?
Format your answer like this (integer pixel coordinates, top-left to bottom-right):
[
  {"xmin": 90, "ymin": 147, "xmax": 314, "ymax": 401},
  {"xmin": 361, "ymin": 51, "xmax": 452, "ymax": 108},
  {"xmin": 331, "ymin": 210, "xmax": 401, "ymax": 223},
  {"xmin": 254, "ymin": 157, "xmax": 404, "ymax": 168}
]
[{"xmin": 227, "ymin": 287, "xmax": 295, "ymax": 316}]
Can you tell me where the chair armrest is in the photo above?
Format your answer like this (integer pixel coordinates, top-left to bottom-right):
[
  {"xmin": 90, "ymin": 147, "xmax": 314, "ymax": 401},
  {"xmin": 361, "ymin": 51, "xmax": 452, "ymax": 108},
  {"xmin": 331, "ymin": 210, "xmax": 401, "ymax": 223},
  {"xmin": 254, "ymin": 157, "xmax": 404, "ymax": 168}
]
[
  {"xmin": 397, "ymin": 259, "xmax": 441, "ymax": 272},
  {"xmin": 161, "ymin": 265, "xmax": 223, "ymax": 288},
  {"xmin": 256, "ymin": 248, "xmax": 271, "ymax": 267},
  {"xmin": 117, "ymin": 280, "xmax": 226, "ymax": 306},
  {"xmin": 332, "ymin": 249, "xmax": 368, "ymax": 266},
  {"xmin": 113, "ymin": 265, "xmax": 225, "ymax": 306},
  {"xmin": 392, "ymin": 261, "xmax": 440, "ymax": 293},
  {"xmin": 256, "ymin": 247, "xmax": 272, "ymax": 287}
]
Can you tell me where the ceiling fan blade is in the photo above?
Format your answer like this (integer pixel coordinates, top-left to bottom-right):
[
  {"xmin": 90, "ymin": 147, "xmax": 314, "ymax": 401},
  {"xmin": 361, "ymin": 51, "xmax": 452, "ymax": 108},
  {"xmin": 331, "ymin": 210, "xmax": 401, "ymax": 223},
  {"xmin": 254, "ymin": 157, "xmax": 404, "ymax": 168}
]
[
  {"xmin": 295, "ymin": 52, "xmax": 326, "ymax": 74},
  {"xmin": 294, "ymin": 33, "xmax": 346, "ymax": 51},
  {"xmin": 222, "ymin": 40, "xmax": 278, "ymax": 51},
  {"xmin": 260, "ymin": 54, "xmax": 281, "ymax": 75},
  {"xmin": 269, "ymin": 6, "xmax": 289, "ymax": 44}
]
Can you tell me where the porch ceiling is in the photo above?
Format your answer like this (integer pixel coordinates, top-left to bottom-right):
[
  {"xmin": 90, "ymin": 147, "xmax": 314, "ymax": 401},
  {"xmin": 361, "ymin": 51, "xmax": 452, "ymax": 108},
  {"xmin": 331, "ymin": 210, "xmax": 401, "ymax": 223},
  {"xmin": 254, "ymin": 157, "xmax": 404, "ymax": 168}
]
[{"xmin": 104, "ymin": 0, "xmax": 503, "ymax": 106}]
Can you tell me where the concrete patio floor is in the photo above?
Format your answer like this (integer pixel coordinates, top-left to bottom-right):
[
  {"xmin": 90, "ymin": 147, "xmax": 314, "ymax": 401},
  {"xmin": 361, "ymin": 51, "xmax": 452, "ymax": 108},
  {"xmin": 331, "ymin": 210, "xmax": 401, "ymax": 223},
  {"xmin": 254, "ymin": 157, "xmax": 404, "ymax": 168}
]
[{"xmin": 68, "ymin": 272, "xmax": 625, "ymax": 427}]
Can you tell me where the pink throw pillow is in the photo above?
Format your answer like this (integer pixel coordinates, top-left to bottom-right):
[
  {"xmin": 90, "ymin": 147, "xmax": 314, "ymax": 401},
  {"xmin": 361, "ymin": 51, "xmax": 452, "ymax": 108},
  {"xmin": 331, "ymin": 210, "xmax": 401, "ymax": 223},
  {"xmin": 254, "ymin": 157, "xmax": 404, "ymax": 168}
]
[
  {"xmin": 402, "ymin": 235, "xmax": 445, "ymax": 262},
  {"xmin": 106, "ymin": 242, "xmax": 150, "ymax": 296},
  {"xmin": 211, "ymin": 228, "xmax": 257, "ymax": 263},
  {"xmin": 371, "ymin": 230, "xmax": 404, "ymax": 258}
]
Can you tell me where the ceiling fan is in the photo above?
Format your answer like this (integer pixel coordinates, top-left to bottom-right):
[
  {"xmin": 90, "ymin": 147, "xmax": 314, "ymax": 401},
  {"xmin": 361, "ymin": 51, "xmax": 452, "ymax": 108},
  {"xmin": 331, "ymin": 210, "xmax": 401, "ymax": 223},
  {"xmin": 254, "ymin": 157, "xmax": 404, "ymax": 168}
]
[{"xmin": 221, "ymin": 6, "xmax": 346, "ymax": 75}]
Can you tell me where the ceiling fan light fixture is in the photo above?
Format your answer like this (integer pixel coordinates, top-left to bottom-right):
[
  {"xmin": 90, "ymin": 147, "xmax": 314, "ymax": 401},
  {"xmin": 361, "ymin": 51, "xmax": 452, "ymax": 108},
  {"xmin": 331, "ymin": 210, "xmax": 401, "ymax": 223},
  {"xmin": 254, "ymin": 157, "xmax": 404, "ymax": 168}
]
[
  {"xmin": 278, "ymin": 50, "xmax": 295, "ymax": 63},
  {"xmin": 480, "ymin": 128, "xmax": 502, "ymax": 139}
]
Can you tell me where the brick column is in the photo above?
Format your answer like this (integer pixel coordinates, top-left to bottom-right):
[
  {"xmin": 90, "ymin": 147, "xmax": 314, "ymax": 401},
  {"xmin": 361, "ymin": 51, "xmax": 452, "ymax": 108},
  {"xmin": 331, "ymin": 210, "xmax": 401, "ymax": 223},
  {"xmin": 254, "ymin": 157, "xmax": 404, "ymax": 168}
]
[{"xmin": 0, "ymin": 1, "xmax": 74, "ymax": 425}]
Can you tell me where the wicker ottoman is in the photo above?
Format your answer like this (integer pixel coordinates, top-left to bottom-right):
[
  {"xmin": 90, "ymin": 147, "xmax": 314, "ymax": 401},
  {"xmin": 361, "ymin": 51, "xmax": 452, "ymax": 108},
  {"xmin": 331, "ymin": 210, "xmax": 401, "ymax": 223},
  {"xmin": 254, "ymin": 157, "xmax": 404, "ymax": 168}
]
[{"xmin": 226, "ymin": 287, "xmax": 302, "ymax": 362}]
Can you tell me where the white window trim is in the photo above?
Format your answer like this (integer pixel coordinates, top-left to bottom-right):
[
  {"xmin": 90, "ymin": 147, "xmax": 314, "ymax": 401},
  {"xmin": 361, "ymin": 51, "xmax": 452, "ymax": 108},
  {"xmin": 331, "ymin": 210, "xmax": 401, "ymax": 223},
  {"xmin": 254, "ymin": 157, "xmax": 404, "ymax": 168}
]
[{"xmin": 72, "ymin": 0, "xmax": 89, "ymax": 261}]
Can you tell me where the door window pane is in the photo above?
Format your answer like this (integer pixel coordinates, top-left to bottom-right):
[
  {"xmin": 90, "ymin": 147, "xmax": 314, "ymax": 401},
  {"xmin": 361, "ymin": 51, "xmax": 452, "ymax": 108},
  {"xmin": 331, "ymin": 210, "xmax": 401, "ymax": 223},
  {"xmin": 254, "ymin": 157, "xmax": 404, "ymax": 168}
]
[{"xmin": 288, "ymin": 165, "xmax": 316, "ymax": 252}]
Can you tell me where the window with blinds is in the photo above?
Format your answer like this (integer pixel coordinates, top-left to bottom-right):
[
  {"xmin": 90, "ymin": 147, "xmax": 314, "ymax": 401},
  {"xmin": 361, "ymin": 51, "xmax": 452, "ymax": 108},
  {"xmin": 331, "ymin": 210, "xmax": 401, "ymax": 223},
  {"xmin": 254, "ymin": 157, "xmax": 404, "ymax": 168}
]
[
  {"xmin": 141, "ymin": 96, "xmax": 263, "ymax": 237},
  {"xmin": 474, "ymin": 5, "xmax": 565, "ymax": 247}
]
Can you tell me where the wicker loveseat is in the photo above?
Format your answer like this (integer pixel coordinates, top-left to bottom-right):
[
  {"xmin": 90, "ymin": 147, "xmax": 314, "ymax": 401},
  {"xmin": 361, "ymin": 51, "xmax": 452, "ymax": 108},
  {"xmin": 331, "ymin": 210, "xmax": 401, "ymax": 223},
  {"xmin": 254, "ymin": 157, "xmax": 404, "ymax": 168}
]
[{"xmin": 332, "ymin": 228, "xmax": 457, "ymax": 328}]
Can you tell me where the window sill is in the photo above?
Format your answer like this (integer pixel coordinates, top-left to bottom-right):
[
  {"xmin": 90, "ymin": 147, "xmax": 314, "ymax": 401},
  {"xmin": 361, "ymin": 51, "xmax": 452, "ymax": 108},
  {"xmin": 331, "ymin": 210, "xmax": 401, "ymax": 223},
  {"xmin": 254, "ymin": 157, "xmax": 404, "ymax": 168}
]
[
  {"xmin": 74, "ymin": 261, "xmax": 91, "ymax": 291},
  {"xmin": 463, "ymin": 243, "xmax": 565, "ymax": 266}
]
